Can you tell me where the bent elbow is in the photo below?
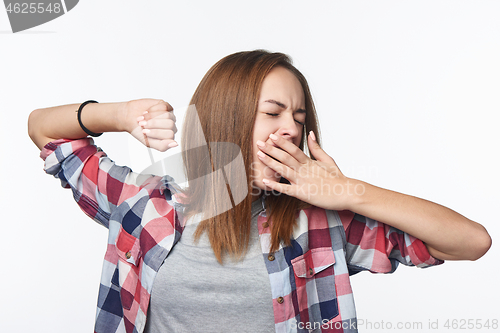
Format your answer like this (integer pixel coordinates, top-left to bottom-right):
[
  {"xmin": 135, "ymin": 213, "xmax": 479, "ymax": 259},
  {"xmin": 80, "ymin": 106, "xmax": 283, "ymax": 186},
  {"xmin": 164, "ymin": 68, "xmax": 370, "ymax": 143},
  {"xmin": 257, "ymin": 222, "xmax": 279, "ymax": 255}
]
[
  {"xmin": 28, "ymin": 109, "xmax": 41, "ymax": 142},
  {"xmin": 470, "ymin": 225, "xmax": 492, "ymax": 261},
  {"xmin": 28, "ymin": 109, "xmax": 52, "ymax": 150}
]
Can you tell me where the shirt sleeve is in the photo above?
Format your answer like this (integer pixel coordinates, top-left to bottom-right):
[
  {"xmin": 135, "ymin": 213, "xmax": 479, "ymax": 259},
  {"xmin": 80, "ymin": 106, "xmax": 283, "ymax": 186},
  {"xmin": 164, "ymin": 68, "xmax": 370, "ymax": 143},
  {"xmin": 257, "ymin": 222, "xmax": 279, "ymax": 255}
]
[
  {"xmin": 337, "ymin": 210, "xmax": 444, "ymax": 275},
  {"xmin": 41, "ymin": 138, "xmax": 163, "ymax": 228}
]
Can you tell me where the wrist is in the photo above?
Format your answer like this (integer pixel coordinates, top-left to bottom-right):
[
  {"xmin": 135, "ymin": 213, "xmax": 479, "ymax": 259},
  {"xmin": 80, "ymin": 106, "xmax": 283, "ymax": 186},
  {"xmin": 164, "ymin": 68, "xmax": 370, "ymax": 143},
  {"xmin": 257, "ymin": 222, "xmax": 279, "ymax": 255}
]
[
  {"xmin": 115, "ymin": 101, "xmax": 129, "ymax": 132},
  {"xmin": 343, "ymin": 178, "xmax": 370, "ymax": 211}
]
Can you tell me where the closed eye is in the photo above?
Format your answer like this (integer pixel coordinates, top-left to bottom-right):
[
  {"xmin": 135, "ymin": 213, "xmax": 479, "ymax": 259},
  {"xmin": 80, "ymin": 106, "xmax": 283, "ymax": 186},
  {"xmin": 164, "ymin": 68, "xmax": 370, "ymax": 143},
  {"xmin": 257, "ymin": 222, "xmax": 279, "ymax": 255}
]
[{"xmin": 266, "ymin": 113, "xmax": 304, "ymax": 126}]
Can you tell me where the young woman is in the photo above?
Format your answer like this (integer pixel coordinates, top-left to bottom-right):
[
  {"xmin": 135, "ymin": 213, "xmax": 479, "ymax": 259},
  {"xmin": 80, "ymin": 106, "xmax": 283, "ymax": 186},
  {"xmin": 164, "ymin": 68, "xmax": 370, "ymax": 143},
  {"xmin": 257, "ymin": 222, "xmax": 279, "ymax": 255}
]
[{"xmin": 28, "ymin": 50, "xmax": 491, "ymax": 333}]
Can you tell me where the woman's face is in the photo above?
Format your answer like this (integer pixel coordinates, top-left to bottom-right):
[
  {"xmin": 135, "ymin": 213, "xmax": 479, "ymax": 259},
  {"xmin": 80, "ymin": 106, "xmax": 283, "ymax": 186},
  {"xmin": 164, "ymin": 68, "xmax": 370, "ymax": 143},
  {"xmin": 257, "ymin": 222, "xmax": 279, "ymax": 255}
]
[{"xmin": 251, "ymin": 66, "xmax": 306, "ymax": 196}]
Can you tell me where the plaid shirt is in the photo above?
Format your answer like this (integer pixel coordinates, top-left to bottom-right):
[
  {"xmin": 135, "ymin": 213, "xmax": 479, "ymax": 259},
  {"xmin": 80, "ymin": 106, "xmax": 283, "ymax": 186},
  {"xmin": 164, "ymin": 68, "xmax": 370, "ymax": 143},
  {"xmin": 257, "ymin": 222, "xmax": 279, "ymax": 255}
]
[{"xmin": 42, "ymin": 138, "xmax": 443, "ymax": 333}]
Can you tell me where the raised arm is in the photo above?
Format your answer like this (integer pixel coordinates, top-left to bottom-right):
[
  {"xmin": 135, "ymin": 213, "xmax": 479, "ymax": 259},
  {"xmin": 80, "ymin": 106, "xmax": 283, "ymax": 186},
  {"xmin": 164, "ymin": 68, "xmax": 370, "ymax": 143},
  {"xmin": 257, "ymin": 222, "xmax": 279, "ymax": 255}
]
[
  {"xmin": 28, "ymin": 99, "xmax": 177, "ymax": 151},
  {"xmin": 256, "ymin": 132, "xmax": 492, "ymax": 261}
]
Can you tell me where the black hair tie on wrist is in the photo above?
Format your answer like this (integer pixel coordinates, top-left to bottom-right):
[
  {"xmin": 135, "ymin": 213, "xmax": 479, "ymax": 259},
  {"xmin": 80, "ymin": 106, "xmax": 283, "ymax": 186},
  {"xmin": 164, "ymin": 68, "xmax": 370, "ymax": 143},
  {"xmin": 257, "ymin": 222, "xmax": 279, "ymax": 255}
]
[{"xmin": 77, "ymin": 100, "xmax": 103, "ymax": 137}]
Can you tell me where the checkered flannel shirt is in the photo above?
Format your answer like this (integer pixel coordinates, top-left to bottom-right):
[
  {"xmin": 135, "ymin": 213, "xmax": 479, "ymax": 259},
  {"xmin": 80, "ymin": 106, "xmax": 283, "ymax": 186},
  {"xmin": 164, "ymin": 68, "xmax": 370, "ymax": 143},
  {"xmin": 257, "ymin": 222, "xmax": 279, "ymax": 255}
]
[{"xmin": 41, "ymin": 138, "xmax": 443, "ymax": 333}]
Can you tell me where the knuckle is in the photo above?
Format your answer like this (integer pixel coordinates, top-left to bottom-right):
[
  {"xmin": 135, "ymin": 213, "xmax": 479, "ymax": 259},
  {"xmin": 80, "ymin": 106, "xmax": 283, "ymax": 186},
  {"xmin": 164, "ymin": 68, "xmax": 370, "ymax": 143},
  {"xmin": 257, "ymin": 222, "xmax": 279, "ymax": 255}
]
[
  {"xmin": 149, "ymin": 112, "xmax": 160, "ymax": 119},
  {"xmin": 281, "ymin": 155, "xmax": 291, "ymax": 165},
  {"xmin": 165, "ymin": 130, "xmax": 175, "ymax": 138}
]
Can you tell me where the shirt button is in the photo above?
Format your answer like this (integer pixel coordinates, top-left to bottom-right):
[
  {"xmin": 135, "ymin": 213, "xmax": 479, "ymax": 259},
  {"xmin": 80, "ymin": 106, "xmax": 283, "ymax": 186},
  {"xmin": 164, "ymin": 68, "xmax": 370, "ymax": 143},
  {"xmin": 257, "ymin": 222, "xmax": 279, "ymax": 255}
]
[
  {"xmin": 268, "ymin": 254, "xmax": 275, "ymax": 261},
  {"xmin": 277, "ymin": 297, "xmax": 284, "ymax": 304},
  {"xmin": 262, "ymin": 222, "xmax": 269, "ymax": 228},
  {"xmin": 309, "ymin": 268, "xmax": 314, "ymax": 276},
  {"xmin": 125, "ymin": 251, "xmax": 132, "ymax": 259}
]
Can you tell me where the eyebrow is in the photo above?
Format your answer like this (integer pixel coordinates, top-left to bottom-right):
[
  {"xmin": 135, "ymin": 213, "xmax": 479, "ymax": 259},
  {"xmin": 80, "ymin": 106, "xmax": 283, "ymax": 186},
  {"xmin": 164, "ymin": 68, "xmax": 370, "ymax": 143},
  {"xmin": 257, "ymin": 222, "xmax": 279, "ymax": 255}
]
[{"xmin": 264, "ymin": 99, "xmax": 306, "ymax": 114}]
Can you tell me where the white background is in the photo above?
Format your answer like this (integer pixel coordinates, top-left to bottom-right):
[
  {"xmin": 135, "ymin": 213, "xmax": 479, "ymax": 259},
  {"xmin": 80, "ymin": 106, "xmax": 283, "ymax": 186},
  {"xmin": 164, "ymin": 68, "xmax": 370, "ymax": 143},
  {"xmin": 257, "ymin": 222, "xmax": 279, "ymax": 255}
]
[{"xmin": 1, "ymin": 1, "xmax": 499, "ymax": 332}]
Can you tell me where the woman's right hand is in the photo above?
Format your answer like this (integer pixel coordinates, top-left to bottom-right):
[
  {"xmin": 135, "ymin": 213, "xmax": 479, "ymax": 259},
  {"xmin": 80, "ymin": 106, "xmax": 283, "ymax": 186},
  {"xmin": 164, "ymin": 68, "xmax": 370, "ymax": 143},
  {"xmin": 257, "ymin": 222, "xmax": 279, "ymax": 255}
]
[{"xmin": 120, "ymin": 99, "xmax": 178, "ymax": 152}]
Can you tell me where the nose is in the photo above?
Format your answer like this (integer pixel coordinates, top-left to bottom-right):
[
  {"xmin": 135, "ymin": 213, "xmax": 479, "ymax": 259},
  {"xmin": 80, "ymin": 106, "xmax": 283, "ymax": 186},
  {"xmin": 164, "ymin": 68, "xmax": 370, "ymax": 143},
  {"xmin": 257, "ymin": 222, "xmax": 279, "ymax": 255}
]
[{"xmin": 277, "ymin": 113, "xmax": 300, "ymax": 142}]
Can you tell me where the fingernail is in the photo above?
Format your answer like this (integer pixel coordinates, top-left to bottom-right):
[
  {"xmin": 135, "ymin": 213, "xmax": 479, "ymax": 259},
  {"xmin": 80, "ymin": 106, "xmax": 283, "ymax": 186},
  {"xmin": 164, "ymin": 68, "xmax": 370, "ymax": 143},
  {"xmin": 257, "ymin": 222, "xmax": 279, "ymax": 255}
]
[
  {"xmin": 168, "ymin": 142, "xmax": 178, "ymax": 148},
  {"xmin": 142, "ymin": 129, "xmax": 150, "ymax": 134},
  {"xmin": 256, "ymin": 140, "xmax": 266, "ymax": 148},
  {"xmin": 269, "ymin": 134, "xmax": 278, "ymax": 141},
  {"xmin": 309, "ymin": 131, "xmax": 316, "ymax": 141},
  {"xmin": 262, "ymin": 178, "xmax": 270, "ymax": 184},
  {"xmin": 257, "ymin": 151, "xmax": 266, "ymax": 159},
  {"xmin": 137, "ymin": 116, "xmax": 144, "ymax": 122},
  {"xmin": 138, "ymin": 121, "xmax": 147, "ymax": 126}
]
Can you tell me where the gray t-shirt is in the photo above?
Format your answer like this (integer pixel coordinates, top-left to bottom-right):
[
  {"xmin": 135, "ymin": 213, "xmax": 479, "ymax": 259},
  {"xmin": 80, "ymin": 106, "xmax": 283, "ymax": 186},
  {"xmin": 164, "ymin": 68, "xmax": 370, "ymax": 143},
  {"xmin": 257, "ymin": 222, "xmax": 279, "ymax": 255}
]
[{"xmin": 144, "ymin": 199, "xmax": 275, "ymax": 332}]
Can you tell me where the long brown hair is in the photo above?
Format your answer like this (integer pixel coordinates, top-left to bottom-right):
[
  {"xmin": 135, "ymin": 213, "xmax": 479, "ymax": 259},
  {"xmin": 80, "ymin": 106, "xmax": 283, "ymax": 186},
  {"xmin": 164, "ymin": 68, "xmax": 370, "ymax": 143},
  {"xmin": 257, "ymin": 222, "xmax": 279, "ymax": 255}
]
[{"xmin": 181, "ymin": 50, "xmax": 321, "ymax": 263}]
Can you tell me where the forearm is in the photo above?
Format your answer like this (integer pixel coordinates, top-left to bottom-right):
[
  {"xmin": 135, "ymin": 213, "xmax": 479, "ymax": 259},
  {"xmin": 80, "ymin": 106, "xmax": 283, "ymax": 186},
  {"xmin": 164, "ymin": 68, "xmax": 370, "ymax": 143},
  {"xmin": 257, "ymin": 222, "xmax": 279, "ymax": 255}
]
[
  {"xmin": 28, "ymin": 102, "xmax": 126, "ymax": 150},
  {"xmin": 348, "ymin": 179, "xmax": 491, "ymax": 261}
]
